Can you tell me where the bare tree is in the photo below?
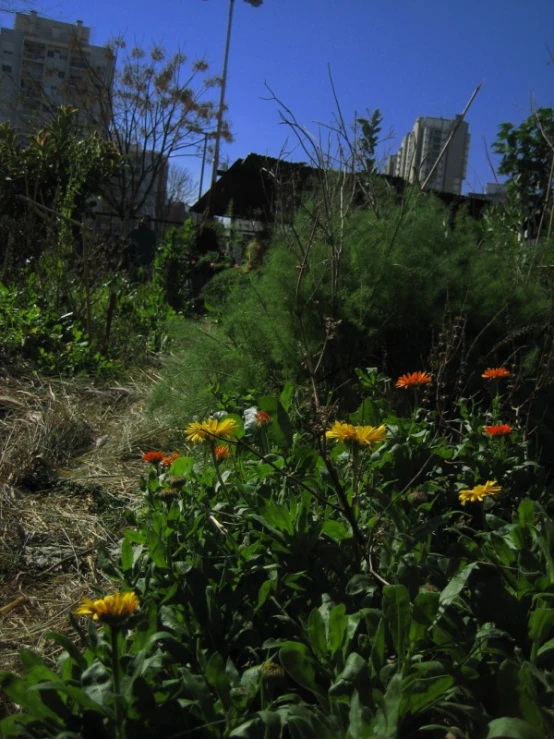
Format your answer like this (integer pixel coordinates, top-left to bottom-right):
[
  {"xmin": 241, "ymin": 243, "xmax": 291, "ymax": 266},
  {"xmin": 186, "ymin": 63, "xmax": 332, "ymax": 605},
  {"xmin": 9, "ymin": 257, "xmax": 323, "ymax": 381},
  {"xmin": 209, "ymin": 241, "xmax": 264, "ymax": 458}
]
[
  {"xmin": 69, "ymin": 39, "xmax": 229, "ymax": 231},
  {"xmin": 166, "ymin": 163, "xmax": 197, "ymax": 207}
]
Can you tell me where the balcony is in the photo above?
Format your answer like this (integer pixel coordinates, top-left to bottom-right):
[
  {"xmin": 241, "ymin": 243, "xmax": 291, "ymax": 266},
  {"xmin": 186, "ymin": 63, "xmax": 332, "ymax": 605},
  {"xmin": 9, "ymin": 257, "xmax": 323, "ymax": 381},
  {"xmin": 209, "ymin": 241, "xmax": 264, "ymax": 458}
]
[{"xmin": 23, "ymin": 42, "xmax": 46, "ymax": 61}]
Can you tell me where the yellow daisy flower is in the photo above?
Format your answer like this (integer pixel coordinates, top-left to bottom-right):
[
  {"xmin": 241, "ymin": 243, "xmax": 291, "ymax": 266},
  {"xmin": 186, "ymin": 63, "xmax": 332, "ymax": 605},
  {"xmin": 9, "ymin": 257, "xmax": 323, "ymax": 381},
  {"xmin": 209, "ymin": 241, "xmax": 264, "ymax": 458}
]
[
  {"xmin": 184, "ymin": 417, "xmax": 240, "ymax": 444},
  {"xmin": 75, "ymin": 591, "xmax": 139, "ymax": 625},
  {"xmin": 354, "ymin": 424, "xmax": 388, "ymax": 446},
  {"xmin": 325, "ymin": 421, "xmax": 358, "ymax": 443},
  {"xmin": 459, "ymin": 480, "xmax": 502, "ymax": 506}
]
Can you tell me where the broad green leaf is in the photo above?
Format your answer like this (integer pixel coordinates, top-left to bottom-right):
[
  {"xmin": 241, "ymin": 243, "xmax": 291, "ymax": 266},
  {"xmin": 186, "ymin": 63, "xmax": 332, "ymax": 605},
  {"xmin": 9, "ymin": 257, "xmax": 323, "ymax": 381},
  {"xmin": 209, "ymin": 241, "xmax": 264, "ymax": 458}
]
[
  {"xmin": 382, "ymin": 585, "xmax": 411, "ymax": 662},
  {"xmin": 439, "ymin": 563, "xmax": 479, "ymax": 606},
  {"xmin": 230, "ymin": 710, "xmax": 282, "ymax": 737},
  {"xmin": 328, "ymin": 604, "xmax": 348, "ymax": 659},
  {"xmin": 121, "ymin": 536, "xmax": 133, "ymax": 572},
  {"xmin": 401, "ymin": 674, "xmax": 455, "ymax": 714},
  {"xmin": 258, "ymin": 396, "xmax": 293, "ymax": 449},
  {"xmin": 518, "ymin": 499, "xmax": 534, "ymax": 527},
  {"xmin": 0, "ymin": 672, "xmax": 63, "ymax": 722},
  {"xmin": 205, "ymin": 652, "xmax": 232, "ymax": 709},
  {"xmin": 485, "ymin": 717, "xmax": 543, "ymax": 739},
  {"xmin": 348, "ymin": 690, "xmax": 373, "ymax": 738},
  {"xmin": 410, "ymin": 590, "xmax": 439, "ymax": 647},
  {"xmin": 45, "ymin": 631, "xmax": 87, "ymax": 670},
  {"xmin": 168, "ymin": 455, "xmax": 195, "ymax": 478},
  {"xmin": 369, "ymin": 618, "xmax": 385, "ymax": 677},
  {"xmin": 369, "ymin": 673, "xmax": 402, "ymax": 739},
  {"xmin": 256, "ymin": 579, "xmax": 273, "ymax": 612},
  {"xmin": 145, "ymin": 527, "xmax": 168, "ymax": 568},
  {"xmin": 262, "ymin": 500, "xmax": 294, "ymax": 535},
  {"xmin": 322, "ymin": 519, "xmax": 351, "ymax": 541},
  {"xmin": 528, "ymin": 608, "xmax": 554, "ymax": 644},
  {"xmin": 537, "ymin": 636, "xmax": 554, "ymax": 660},
  {"xmin": 329, "ymin": 652, "xmax": 368, "ymax": 697},
  {"xmin": 307, "ymin": 608, "xmax": 328, "ymax": 660},
  {"xmin": 279, "ymin": 381, "xmax": 294, "ymax": 412},
  {"xmin": 279, "ymin": 643, "xmax": 324, "ymax": 701}
]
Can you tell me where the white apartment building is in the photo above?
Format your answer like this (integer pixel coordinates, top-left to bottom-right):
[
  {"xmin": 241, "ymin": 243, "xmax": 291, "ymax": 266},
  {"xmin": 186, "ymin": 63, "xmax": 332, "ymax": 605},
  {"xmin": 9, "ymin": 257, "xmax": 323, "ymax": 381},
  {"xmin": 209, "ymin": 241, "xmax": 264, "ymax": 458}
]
[
  {"xmin": 0, "ymin": 11, "xmax": 113, "ymax": 134},
  {"xmin": 387, "ymin": 116, "xmax": 470, "ymax": 195}
]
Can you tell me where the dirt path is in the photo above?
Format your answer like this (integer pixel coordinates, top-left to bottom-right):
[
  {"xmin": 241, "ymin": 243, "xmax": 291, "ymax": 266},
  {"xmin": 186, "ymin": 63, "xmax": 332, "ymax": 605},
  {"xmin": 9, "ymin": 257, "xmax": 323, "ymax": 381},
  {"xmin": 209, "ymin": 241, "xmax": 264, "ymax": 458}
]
[{"xmin": 0, "ymin": 367, "xmax": 176, "ymax": 685}]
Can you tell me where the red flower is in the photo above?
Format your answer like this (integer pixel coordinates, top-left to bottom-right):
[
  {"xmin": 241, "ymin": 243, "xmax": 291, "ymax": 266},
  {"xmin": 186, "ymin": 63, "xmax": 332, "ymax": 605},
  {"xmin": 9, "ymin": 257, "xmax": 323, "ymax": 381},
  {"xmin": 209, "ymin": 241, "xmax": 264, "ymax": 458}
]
[
  {"xmin": 484, "ymin": 424, "xmax": 512, "ymax": 436},
  {"xmin": 161, "ymin": 452, "xmax": 179, "ymax": 466},
  {"xmin": 255, "ymin": 410, "xmax": 271, "ymax": 426},
  {"xmin": 142, "ymin": 451, "xmax": 165, "ymax": 464},
  {"xmin": 214, "ymin": 445, "xmax": 231, "ymax": 461},
  {"xmin": 482, "ymin": 367, "xmax": 511, "ymax": 379}
]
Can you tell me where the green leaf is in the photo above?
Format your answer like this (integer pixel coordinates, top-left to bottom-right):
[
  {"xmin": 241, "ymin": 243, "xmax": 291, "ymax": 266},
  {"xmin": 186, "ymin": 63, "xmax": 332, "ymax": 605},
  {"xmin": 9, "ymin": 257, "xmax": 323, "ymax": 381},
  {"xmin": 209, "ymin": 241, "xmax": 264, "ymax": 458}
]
[
  {"xmin": 279, "ymin": 381, "xmax": 294, "ymax": 412},
  {"xmin": 410, "ymin": 590, "xmax": 439, "ymax": 647},
  {"xmin": 528, "ymin": 608, "xmax": 554, "ymax": 644},
  {"xmin": 518, "ymin": 499, "xmax": 535, "ymax": 526},
  {"xmin": 45, "ymin": 632, "xmax": 87, "ymax": 670},
  {"xmin": 121, "ymin": 536, "xmax": 133, "ymax": 572},
  {"xmin": 401, "ymin": 674, "xmax": 455, "ymax": 714},
  {"xmin": 348, "ymin": 690, "xmax": 373, "ymax": 738},
  {"xmin": 486, "ymin": 717, "xmax": 544, "ymax": 739},
  {"xmin": 279, "ymin": 643, "xmax": 324, "ymax": 700},
  {"xmin": 168, "ymin": 455, "xmax": 195, "ymax": 478},
  {"xmin": 537, "ymin": 636, "xmax": 554, "ymax": 660},
  {"xmin": 205, "ymin": 652, "xmax": 231, "ymax": 710},
  {"xmin": 329, "ymin": 604, "xmax": 348, "ymax": 659},
  {"xmin": 307, "ymin": 608, "xmax": 328, "ymax": 660},
  {"xmin": 258, "ymin": 396, "xmax": 293, "ymax": 450},
  {"xmin": 382, "ymin": 585, "xmax": 411, "ymax": 662},
  {"xmin": 369, "ymin": 618, "xmax": 385, "ymax": 677},
  {"xmin": 329, "ymin": 653, "xmax": 368, "ymax": 697},
  {"xmin": 322, "ymin": 519, "xmax": 351, "ymax": 541},
  {"xmin": 439, "ymin": 563, "xmax": 479, "ymax": 606},
  {"xmin": 369, "ymin": 673, "xmax": 402, "ymax": 739}
]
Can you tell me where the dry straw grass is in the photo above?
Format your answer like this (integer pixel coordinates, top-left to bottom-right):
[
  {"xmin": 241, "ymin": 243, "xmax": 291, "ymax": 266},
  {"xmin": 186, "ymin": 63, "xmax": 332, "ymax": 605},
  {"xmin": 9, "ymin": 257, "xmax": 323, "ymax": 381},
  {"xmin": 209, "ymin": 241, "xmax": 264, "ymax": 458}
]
[{"xmin": 0, "ymin": 365, "xmax": 178, "ymax": 688}]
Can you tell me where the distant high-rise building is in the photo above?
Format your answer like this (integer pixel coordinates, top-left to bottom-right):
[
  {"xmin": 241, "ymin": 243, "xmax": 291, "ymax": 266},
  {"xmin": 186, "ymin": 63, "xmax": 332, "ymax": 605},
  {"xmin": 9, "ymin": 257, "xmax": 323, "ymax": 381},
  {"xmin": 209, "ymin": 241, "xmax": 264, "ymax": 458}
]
[
  {"xmin": 387, "ymin": 116, "xmax": 470, "ymax": 195},
  {"xmin": 0, "ymin": 11, "xmax": 114, "ymax": 135},
  {"xmin": 484, "ymin": 182, "xmax": 508, "ymax": 199}
]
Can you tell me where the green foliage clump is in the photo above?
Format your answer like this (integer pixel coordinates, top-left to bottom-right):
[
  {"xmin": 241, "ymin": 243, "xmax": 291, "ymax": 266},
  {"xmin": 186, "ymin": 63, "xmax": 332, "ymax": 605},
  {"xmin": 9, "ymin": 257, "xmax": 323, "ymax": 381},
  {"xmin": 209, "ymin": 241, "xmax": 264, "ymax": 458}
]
[
  {"xmin": 492, "ymin": 108, "xmax": 554, "ymax": 237},
  {"xmin": 2, "ymin": 376, "xmax": 553, "ymax": 738},
  {"xmin": 153, "ymin": 190, "xmax": 554, "ymax": 424}
]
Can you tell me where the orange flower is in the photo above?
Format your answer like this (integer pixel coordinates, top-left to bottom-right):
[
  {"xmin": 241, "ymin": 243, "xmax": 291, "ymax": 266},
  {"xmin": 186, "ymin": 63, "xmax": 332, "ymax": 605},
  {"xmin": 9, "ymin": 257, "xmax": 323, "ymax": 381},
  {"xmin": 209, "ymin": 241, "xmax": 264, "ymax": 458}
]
[
  {"xmin": 484, "ymin": 424, "xmax": 512, "ymax": 436},
  {"xmin": 482, "ymin": 367, "xmax": 510, "ymax": 379},
  {"xmin": 255, "ymin": 410, "xmax": 271, "ymax": 426},
  {"xmin": 395, "ymin": 371, "xmax": 432, "ymax": 390},
  {"xmin": 142, "ymin": 451, "xmax": 165, "ymax": 464},
  {"xmin": 161, "ymin": 452, "xmax": 179, "ymax": 466},
  {"xmin": 214, "ymin": 445, "xmax": 231, "ymax": 461}
]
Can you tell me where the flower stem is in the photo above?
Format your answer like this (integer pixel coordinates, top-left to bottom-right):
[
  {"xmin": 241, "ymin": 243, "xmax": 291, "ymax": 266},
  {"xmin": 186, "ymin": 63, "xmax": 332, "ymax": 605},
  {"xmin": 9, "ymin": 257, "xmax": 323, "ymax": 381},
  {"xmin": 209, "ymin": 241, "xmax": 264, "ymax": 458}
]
[
  {"xmin": 110, "ymin": 626, "xmax": 125, "ymax": 739},
  {"xmin": 211, "ymin": 445, "xmax": 232, "ymax": 505}
]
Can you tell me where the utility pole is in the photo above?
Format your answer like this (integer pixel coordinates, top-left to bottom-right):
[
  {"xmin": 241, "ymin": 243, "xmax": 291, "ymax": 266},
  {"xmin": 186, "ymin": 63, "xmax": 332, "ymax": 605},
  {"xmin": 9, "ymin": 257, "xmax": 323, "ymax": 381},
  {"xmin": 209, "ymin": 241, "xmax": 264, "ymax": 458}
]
[{"xmin": 207, "ymin": 0, "xmax": 235, "ymax": 217}]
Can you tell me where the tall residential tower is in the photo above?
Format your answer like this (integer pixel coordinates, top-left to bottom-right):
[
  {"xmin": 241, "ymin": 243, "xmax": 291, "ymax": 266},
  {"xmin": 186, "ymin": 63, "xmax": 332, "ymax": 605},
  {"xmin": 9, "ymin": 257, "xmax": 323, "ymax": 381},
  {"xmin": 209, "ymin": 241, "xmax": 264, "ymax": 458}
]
[
  {"xmin": 387, "ymin": 116, "xmax": 470, "ymax": 195},
  {"xmin": 0, "ymin": 11, "xmax": 113, "ymax": 135}
]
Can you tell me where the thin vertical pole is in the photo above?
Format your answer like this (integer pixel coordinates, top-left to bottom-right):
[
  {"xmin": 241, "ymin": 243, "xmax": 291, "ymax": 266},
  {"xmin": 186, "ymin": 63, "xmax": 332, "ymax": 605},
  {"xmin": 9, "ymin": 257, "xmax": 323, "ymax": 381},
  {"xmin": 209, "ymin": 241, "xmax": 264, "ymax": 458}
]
[
  {"xmin": 199, "ymin": 133, "xmax": 209, "ymax": 200},
  {"xmin": 208, "ymin": 0, "xmax": 235, "ymax": 216}
]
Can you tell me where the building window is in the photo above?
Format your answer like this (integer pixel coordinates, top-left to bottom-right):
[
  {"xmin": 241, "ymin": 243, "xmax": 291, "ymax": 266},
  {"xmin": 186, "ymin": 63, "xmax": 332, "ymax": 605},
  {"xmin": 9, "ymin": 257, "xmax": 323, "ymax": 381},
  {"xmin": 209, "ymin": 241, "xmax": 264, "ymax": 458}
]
[
  {"xmin": 2, "ymin": 64, "xmax": 12, "ymax": 73},
  {"xmin": 47, "ymin": 50, "xmax": 54, "ymax": 57},
  {"xmin": 58, "ymin": 70, "xmax": 65, "ymax": 78}
]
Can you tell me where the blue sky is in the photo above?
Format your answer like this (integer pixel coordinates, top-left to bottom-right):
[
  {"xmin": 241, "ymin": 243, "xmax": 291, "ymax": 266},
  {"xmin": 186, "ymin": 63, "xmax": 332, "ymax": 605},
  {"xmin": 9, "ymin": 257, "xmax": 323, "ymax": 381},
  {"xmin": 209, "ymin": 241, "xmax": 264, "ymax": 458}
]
[{"xmin": 16, "ymin": 0, "xmax": 554, "ymax": 195}]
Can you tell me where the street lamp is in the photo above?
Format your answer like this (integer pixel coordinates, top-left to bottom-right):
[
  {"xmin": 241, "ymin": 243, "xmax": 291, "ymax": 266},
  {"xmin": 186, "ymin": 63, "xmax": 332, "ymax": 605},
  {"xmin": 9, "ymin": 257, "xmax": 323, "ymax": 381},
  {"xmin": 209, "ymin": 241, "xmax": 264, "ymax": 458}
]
[{"xmin": 207, "ymin": 0, "xmax": 263, "ymax": 215}]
